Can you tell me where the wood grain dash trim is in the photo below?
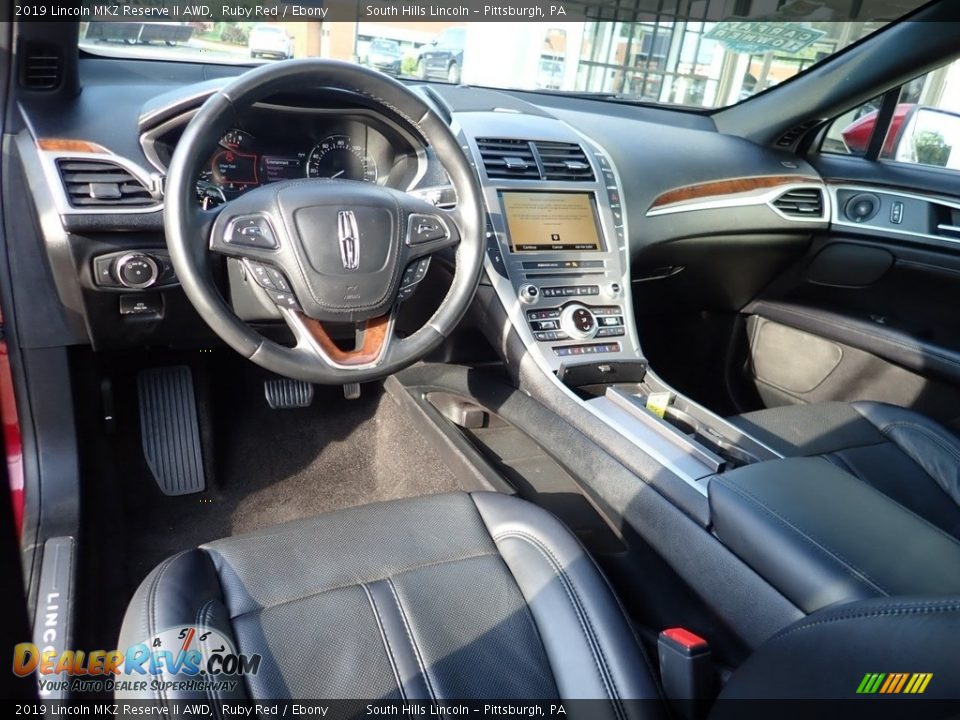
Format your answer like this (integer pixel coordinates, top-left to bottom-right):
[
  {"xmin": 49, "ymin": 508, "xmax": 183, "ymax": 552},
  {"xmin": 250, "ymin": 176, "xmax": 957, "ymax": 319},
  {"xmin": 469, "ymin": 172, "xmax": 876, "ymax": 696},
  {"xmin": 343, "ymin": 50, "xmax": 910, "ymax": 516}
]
[
  {"xmin": 298, "ymin": 314, "xmax": 390, "ymax": 366},
  {"xmin": 649, "ymin": 175, "xmax": 821, "ymax": 211},
  {"xmin": 37, "ymin": 138, "xmax": 111, "ymax": 154}
]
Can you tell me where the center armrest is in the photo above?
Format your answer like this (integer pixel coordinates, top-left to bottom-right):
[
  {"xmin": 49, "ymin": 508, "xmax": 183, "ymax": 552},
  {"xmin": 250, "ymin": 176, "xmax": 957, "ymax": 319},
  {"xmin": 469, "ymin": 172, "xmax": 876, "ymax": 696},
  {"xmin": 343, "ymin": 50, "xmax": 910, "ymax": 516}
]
[{"xmin": 708, "ymin": 457, "xmax": 960, "ymax": 614}]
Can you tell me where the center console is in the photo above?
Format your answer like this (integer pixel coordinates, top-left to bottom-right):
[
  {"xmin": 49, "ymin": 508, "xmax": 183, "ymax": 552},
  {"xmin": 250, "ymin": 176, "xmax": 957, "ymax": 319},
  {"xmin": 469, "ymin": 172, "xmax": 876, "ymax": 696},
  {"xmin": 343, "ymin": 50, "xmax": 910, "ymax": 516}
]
[
  {"xmin": 455, "ymin": 113, "xmax": 641, "ymax": 373},
  {"xmin": 452, "ymin": 110, "xmax": 779, "ymax": 502}
]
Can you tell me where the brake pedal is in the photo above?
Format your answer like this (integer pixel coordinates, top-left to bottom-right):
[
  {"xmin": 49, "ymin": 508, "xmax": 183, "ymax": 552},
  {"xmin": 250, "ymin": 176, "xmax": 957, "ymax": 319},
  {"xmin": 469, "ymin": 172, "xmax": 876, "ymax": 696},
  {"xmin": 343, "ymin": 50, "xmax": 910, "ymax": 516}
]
[
  {"xmin": 264, "ymin": 378, "xmax": 314, "ymax": 409},
  {"xmin": 137, "ymin": 366, "xmax": 206, "ymax": 496}
]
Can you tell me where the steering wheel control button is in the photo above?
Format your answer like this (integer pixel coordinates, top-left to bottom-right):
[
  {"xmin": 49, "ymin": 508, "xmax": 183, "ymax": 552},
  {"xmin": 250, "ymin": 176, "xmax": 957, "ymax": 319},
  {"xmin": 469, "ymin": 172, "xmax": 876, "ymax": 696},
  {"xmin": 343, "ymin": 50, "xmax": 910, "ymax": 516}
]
[
  {"xmin": 267, "ymin": 289, "xmax": 300, "ymax": 310},
  {"xmin": 248, "ymin": 263, "xmax": 277, "ymax": 290},
  {"xmin": 225, "ymin": 215, "xmax": 278, "ymax": 249},
  {"xmin": 397, "ymin": 258, "xmax": 432, "ymax": 304},
  {"xmin": 265, "ymin": 267, "xmax": 291, "ymax": 292},
  {"xmin": 401, "ymin": 258, "xmax": 431, "ymax": 289},
  {"xmin": 561, "ymin": 304, "xmax": 598, "ymax": 340},
  {"xmin": 407, "ymin": 214, "xmax": 448, "ymax": 245},
  {"xmin": 116, "ymin": 253, "xmax": 160, "ymax": 289}
]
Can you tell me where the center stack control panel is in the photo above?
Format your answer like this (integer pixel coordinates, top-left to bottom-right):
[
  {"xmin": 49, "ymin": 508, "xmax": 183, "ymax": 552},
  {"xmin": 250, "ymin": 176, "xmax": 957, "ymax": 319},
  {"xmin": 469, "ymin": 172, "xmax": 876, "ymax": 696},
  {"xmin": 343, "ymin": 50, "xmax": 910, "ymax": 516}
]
[{"xmin": 456, "ymin": 111, "xmax": 641, "ymax": 373}]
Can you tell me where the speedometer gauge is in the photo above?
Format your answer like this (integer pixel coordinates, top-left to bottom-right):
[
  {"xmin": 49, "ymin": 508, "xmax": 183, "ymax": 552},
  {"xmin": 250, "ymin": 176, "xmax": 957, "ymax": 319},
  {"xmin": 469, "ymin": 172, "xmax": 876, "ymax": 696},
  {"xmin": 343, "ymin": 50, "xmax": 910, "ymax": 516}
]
[{"xmin": 306, "ymin": 135, "xmax": 378, "ymax": 182}]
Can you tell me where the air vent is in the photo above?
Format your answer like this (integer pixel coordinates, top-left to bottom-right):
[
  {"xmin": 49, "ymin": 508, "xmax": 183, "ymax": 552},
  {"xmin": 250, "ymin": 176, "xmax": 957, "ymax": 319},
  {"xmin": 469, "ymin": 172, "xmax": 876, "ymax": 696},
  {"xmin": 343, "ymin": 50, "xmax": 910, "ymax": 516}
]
[
  {"xmin": 477, "ymin": 138, "xmax": 594, "ymax": 181},
  {"xmin": 20, "ymin": 43, "xmax": 62, "ymax": 91},
  {"xmin": 476, "ymin": 138, "xmax": 540, "ymax": 180},
  {"xmin": 776, "ymin": 120, "xmax": 819, "ymax": 149},
  {"xmin": 56, "ymin": 159, "xmax": 156, "ymax": 208},
  {"xmin": 772, "ymin": 188, "xmax": 824, "ymax": 218},
  {"xmin": 535, "ymin": 141, "xmax": 594, "ymax": 181}
]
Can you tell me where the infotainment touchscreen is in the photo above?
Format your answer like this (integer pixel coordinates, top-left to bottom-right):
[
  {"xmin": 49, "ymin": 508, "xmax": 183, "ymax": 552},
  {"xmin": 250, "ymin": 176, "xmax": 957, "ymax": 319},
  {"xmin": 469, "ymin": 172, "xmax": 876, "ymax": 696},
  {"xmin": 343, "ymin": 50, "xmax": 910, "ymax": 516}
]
[{"xmin": 500, "ymin": 192, "xmax": 604, "ymax": 252}]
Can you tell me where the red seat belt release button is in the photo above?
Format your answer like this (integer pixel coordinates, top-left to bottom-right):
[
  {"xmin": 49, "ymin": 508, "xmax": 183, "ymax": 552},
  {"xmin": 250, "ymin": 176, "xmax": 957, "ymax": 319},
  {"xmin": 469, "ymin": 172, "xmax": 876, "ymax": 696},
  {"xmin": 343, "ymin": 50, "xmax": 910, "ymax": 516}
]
[{"xmin": 658, "ymin": 627, "xmax": 715, "ymax": 717}]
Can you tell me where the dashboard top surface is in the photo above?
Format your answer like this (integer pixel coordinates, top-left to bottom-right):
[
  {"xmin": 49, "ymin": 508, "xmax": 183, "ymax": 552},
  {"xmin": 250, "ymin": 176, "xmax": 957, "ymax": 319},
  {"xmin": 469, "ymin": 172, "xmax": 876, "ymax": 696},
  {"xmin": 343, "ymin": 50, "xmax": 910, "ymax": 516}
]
[{"xmin": 19, "ymin": 56, "xmax": 833, "ymax": 252}]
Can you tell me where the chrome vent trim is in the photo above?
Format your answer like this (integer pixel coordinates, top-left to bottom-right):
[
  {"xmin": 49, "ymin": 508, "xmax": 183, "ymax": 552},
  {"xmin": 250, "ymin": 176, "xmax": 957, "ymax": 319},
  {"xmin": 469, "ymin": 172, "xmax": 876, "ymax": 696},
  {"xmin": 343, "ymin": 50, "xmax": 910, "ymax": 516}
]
[
  {"xmin": 476, "ymin": 138, "xmax": 540, "ymax": 180},
  {"xmin": 55, "ymin": 158, "xmax": 157, "ymax": 208},
  {"xmin": 772, "ymin": 187, "xmax": 825, "ymax": 218},
  {"xmin": 477, "ymin": 138, "xmax": 594, "ymax": 182},
  {"xmin": 534, "ymin": 141, "xmax": 594, "ymax": 181}
]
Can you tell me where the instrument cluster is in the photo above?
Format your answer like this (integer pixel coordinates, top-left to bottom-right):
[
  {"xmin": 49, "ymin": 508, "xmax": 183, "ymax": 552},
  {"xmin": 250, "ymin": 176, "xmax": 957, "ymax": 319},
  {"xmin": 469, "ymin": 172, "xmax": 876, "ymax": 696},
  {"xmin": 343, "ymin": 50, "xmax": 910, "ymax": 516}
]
[{"xmin": 194, "ymin": 112, "xmax": 422, "ymax": 207}]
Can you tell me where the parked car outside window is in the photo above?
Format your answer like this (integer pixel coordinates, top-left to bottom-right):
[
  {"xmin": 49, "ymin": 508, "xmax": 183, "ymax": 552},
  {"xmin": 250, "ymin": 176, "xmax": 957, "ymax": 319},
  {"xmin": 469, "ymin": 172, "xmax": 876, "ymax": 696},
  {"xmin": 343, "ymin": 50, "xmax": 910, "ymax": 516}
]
[{"xmin": 248, "ymin": 24, "xmax": 294, "ymax": 61}]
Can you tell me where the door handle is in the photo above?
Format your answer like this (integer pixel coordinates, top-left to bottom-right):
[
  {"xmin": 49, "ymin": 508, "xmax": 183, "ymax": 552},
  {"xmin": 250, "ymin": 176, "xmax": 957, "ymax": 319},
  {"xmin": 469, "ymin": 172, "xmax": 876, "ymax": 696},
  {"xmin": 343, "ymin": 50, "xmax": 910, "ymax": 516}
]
[{"xmin": 632, "ymin": 265, "xmax": 685, "ymax": 282}]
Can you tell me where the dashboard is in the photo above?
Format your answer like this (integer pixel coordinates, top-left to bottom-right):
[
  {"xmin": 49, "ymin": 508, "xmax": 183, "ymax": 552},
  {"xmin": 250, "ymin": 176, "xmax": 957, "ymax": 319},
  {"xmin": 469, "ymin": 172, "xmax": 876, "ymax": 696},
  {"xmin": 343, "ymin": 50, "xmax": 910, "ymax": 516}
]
[
  {"xmin": 15, "ymin": 68, "xmax": 836, "ymax": 355},
  {"xmin": 142, "ymin": 106, "xmax": 427, "ymax": 206}
]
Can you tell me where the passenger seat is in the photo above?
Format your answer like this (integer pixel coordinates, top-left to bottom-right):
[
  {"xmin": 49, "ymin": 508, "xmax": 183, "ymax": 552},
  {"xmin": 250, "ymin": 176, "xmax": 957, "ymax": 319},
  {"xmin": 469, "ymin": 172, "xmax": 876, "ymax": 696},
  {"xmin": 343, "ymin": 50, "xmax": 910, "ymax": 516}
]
[{"xmin": 727, "ymin": 401, "xmax": 960, "ymax": 539}]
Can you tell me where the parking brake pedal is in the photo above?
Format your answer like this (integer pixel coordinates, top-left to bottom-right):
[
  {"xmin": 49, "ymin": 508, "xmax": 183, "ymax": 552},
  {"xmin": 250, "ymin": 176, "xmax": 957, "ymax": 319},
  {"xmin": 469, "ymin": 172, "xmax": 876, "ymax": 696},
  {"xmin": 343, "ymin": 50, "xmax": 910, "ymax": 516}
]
[
  {"xmin": 137, "ymin": 366, "xmax": 206, "ymax": 496},
  {"xmin": 264, "ymin": 378, "xmax": 314, "ymax": 409}
]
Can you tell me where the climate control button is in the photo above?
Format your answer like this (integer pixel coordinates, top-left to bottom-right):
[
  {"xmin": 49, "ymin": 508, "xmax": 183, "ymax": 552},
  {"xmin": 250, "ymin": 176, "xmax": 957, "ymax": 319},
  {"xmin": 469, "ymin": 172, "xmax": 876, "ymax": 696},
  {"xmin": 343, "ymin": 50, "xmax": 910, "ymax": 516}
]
[{"xmin": 560, "ymin": 303, "xmax": 598, "ymax": 340}]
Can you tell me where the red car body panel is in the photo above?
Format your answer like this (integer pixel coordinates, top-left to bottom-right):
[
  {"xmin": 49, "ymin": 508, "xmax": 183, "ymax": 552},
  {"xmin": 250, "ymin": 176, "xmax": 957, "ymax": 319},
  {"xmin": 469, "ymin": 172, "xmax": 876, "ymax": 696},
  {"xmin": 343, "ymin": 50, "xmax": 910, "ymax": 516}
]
[
  {"xmin": 841, "ymin": 103, "xmax": 915, "ymax": 156},
  {"xmin": 0, "ymin": 311, "xmax": 24, "ymax": 537}
]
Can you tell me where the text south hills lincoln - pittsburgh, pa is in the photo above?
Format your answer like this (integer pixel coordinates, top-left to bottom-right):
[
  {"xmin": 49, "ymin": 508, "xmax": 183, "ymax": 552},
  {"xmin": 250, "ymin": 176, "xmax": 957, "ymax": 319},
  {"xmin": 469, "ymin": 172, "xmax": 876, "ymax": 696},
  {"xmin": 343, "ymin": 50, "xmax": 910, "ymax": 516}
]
[{"xmin": 362, "ymin": 4, "xmax": 569, "ymax": 17}]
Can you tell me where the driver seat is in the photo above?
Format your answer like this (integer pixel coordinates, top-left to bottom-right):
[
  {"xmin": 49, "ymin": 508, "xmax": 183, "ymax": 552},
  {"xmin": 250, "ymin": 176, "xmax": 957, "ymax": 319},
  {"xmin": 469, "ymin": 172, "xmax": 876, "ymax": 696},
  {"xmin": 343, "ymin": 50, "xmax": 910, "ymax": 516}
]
[
  {"xmin": 118, "ymin": 491, "xmax": 960, "ymax": 709},
  {"xmin": 118, "ymin": 492, "xmax": 663, "ymax": 708}
]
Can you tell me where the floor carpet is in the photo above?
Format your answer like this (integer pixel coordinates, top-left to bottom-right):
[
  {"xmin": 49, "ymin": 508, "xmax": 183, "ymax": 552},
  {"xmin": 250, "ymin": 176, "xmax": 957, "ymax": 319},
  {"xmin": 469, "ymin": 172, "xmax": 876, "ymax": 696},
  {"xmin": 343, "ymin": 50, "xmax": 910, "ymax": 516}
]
[{"xmin": 74, "ymin": 351, "xmax": 465, "ymax": 654}]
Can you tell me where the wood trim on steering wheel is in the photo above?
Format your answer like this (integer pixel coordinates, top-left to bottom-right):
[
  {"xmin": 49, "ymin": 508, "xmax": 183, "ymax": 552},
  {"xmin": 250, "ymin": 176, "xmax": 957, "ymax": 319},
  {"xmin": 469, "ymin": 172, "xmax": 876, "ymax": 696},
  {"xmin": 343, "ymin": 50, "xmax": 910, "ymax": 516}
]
[{"xmin": 297, "ymin": 313, "xmax": 390, "ymax": 366}]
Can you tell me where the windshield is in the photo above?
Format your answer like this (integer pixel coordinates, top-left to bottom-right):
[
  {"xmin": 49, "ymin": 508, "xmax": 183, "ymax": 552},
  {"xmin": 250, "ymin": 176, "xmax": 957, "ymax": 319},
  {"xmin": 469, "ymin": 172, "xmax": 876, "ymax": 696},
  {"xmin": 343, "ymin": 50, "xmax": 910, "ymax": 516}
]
[{"xmin": 77, "ymin": 1, "xmax": 931, "ymax": 110}]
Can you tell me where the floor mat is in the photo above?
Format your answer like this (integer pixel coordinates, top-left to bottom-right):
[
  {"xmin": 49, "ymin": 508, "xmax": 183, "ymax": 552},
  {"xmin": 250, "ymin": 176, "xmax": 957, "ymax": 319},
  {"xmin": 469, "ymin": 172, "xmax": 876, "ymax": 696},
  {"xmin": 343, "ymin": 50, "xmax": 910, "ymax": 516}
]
[{"xmin": 74, "ymin": 351, "xmax": 464, "ymax": 653}]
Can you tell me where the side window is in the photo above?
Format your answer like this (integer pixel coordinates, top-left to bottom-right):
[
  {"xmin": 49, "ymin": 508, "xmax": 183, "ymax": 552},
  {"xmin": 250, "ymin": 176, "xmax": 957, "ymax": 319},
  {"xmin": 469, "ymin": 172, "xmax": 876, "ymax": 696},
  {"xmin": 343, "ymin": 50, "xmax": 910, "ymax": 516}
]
[
  {"xmin": 822, "ymin": 57, "xmax": 960, "ymax": 169},
  {"xmin": 821, "ymin": 95, "xmax": 884, "ymax": 156}
]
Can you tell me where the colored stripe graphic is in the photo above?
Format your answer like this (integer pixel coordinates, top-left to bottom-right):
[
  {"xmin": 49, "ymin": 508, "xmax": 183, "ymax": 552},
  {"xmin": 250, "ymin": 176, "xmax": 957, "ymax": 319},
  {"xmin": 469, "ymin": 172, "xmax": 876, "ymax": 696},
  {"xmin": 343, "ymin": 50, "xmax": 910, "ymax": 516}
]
[
  {"xmin": 892, "ymin": 673, "xmax": 909, "ymax": 693},
  {"xmin": 879, "ymin": 674, "xmax": 895, "ymax": 694},
  {"xmin": 857, "ymin": 673, "xmax": 886, "ymax": 694},
  {"xmin": 857, "ymin": 673, "xmax": 933, "ymax": 694}
]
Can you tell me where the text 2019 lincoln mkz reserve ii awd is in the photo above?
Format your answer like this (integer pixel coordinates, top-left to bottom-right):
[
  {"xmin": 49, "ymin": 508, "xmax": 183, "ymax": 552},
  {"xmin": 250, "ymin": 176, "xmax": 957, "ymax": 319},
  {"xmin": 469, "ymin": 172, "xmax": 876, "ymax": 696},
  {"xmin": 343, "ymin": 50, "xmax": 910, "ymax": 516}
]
[{"xmin": 2, "ymin": 2, "xmax": 960, "ymax": 718}]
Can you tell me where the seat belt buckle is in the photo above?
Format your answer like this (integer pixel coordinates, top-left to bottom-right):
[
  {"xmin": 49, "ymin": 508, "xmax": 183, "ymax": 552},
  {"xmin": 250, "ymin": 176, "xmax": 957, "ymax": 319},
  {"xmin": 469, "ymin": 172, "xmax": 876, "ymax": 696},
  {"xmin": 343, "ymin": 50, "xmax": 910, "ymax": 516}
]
[{"xmin": 657, "ymin": 628, "xmax": 715, "ymax": 719}]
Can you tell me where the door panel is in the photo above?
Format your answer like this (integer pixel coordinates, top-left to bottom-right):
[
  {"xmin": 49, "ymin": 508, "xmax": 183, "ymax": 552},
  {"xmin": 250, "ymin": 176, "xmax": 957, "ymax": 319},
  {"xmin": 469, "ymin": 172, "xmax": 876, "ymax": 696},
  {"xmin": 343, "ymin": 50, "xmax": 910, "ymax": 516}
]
[
  {"xmin": 743, "ymin": 181, "xmax": 960, "ymax": 430},
  {"xmin": 742, "ymin": 312, "xmax": 960, "ymax": 430}
]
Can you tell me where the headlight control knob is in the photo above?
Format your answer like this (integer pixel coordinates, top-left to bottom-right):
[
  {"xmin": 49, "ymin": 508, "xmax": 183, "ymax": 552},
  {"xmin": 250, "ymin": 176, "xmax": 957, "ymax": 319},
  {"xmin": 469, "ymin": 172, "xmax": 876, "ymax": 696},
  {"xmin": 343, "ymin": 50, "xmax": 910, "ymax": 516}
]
[
  {"xmin": 116, "ymin": 253, "xmax": 159, "ymax": 289},
  {"xmin": 560, "ymin": 304, "xmax": 598, "ymax": 340}
]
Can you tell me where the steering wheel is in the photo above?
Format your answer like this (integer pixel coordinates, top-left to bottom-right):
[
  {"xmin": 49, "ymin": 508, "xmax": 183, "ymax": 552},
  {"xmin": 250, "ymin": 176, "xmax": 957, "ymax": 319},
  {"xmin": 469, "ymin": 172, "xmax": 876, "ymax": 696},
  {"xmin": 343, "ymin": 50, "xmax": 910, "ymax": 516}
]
[{"xmin": 164, "ymin": 60, "xmax": 484, "ymax": 384}]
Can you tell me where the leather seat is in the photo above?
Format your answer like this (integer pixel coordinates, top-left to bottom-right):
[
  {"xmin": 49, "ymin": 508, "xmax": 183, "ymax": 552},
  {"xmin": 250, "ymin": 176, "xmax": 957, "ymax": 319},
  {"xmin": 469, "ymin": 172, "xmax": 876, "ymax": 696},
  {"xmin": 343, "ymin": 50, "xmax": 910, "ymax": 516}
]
[
  {"xmin": 117, "ymin": 491, "xmax": 663, "ymax": 709},
  {"xmin": 728, "ymin": 401, "xmax": 960, "ymax": 539},
  {"xmin": 118, "ymin": 489, "xmax": 960, "ymax": 706}
]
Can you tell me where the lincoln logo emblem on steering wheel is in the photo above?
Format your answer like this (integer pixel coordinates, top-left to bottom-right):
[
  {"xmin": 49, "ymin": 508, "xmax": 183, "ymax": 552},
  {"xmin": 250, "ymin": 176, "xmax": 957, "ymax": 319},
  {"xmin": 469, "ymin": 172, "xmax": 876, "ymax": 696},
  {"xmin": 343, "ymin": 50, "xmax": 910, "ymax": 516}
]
[{"xmin": 337, "ymin": 210, "xmax": 360, "ymax": 271}]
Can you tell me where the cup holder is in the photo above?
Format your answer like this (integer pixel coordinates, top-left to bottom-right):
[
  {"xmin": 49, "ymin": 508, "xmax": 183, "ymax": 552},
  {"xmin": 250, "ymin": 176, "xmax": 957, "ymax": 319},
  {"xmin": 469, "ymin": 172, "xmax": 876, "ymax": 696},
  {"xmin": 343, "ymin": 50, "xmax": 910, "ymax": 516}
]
[
  {"xmin": 642, "ymin": 395, "xmax": 759, "ymax": 468},
  {"xmin": 662, "ymin": 406, "xmax": 700, "ymax": 435}
]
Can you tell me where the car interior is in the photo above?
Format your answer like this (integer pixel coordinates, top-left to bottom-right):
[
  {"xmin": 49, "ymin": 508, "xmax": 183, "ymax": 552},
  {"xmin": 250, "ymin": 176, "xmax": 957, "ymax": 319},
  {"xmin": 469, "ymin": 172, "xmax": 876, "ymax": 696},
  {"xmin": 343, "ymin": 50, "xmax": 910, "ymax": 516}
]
[{"xmin": 3, "ymin": 2, "xmax": 960, "ymax": 715}]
